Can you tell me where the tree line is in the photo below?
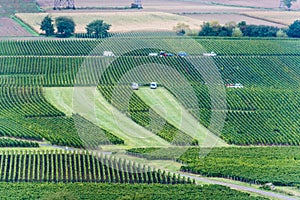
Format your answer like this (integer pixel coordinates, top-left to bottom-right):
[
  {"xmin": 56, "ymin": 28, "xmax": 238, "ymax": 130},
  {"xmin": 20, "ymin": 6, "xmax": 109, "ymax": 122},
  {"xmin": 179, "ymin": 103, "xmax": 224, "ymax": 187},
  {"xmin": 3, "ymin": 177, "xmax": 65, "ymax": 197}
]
[
  {"xmin": 41, "ymin": 15, "xmax": 300, "ymax": 39},
  {"xmin": 40, "ymin": 15, "xmax": 111, "ymax": 38},
  {"xmin": 198, "ymin": 20, "xmax": 300, "ymax": 38}
]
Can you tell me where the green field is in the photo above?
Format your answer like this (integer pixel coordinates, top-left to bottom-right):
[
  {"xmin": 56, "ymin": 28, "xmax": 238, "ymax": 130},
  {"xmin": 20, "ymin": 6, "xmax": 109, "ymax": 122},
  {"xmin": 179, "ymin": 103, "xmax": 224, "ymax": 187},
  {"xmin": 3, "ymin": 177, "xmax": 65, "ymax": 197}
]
[
  {"xmin": 127, "ymin": 146, "xmax": 300, "ymax": 186},
  {"xmin": 44, "ymin": 87, "xmax": 170, "ymax": 148},
  {"xmin": 0, "ymin": 35, "xmax": 298, "ymax": 199},
  {"xmin": 0, "ymin": 182, "xmax": 266, "ymax": 200},
  {"xmin": 1, "ymin": 0, "xmax": 300, "ymax": 198},
  {"xmin": 135, "ymin": 87, "xmax": 227, "ymax": 146},
  {"xmin": 0, "ymin": 37, "xmax": 298, "ymax": 148},
  {"xmin": 0, "ymin": 37, "xmax": 299, "ymax": 146}
]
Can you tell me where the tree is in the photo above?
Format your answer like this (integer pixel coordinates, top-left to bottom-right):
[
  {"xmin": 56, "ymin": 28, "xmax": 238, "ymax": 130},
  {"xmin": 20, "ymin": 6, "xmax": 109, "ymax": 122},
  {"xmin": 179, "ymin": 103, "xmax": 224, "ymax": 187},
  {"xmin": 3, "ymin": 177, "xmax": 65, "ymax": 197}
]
[
  {"xmin": 232, "ymin": 27, "xmax": 243, "ymax": 37},
  {"xmin": 276, "ymin": 29, "xmax": 288, "ymax": 37},
  {"xmin": 40, "ymin": 15, "xmax": 54, "ymax": 36},
  {"xmin": 210, "ymin": 21, "xmax": 222, "ymax": 36},
  {"xmin": 283, "ymin": 0, "xmax": 297, "ymax": 10},
  {"xmin": 287, "ymin": 20, "xmax": 300, "ymax": 37},
  {"xmin": 237, "ymin": 21, "xmax": 279, "ymax": 37},
  {"xmin": 199, "ymin": 21, "xmax": 221, "ymax": 36},
  {"xmin": 173, "ymin": 22, "xmax": 190, "ymax": 35},
  {"xmin": 55, "ymin": 16, "xmax": 75, "ymax": 37},
  {"xmin": 199, "ymin": 22, "xmax": 213, "ymax": 36},
  {"xmin": 199, "ymin": 21, "xmax": 233, "ymax": 36},
  {"xmin": 86, "ymin": 19, "xmax": 111, "ymax": 38},
  {"xmin": 224, "ymin": 21, "xmax": 236, "ymax": 36}
]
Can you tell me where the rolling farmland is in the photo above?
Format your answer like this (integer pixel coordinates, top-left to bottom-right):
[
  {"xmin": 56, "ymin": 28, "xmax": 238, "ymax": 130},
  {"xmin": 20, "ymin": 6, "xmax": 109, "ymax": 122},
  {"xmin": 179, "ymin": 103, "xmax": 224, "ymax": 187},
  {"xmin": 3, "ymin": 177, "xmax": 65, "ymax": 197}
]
[
  {"xmin": 0, "ymin": 0, "xmax": 299, "ymax": 199},
  {"xmin": 0, "ymin": 20, "xmax": 299, "ymax": 199},
  {"xmin": 0, "ymin": 37, "xmax": 298, "ymax": 147}
]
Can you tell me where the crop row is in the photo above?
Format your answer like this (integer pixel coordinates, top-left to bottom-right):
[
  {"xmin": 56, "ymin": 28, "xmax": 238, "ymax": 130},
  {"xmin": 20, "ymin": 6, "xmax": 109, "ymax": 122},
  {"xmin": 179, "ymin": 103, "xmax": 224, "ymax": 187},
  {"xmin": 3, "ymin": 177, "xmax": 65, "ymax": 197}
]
[
  {"xmin": 213, "ymin": 56, "xmax": 300, "ymax": 88},
  {"xmin": 0, "ymin": 84, "xmax": 123, "ymax": 148},
  {"xmin": 129, "ymin": 92, "xmax": 198, "ymax": 145},
  {"xmin": 0, "ymin": 150, "xmax": 191, "ymax": 184},
  {"xmin": 0, "ymin": 53, "xmax": 295, "ymax": 146},
  {"xmin": 0, "ymin": 182, "xmax": 264, "ymax": 200},
  {"xmin": 0, "ymin": 118, "xmax": 42, "ymax": 141},
  {"xmin": 221, "ymin": 111, "xmax": 299, "ymax": 145},
  {"xmin": 180, "ymin": 147, "xmax": 300, "ymax": 186},
  {"xmin": 98, "ymin": 55, "xmax": 299, "ymax": 146},
  {"xmin": 0, "ymin": 138, "xmax": 38, "ymax": 148},
  {"xmin": 99, "ymin": 85, "xmax": 198, "ymax": 145},
  {"xmin": 126, "ymin": 146, "xmax": 300, "ymax": 186},
  {"xmin": 24, "ymin": 114, "xmax": 124, "ymax": 148},
  {"xmin": 0, "ymin": 55, "xmax": 298, "ymax": 89},
  {"xmin": 0, "ymin": 85, "xmax": 64, "ymax": 118},
  {"xmin": 197, "ymin": 38, "xmax": 300, "ymax": 56},
  {"xmin": 0, "ymin": 38, "xmax": 298, "ymax": 146},
  {"xmin": 1, "ymin": 37, "xmax": 299, "ymax": 56},
  {"xmin": 0, "ymin": 40, "xmax": 100, "ymax": 56}
]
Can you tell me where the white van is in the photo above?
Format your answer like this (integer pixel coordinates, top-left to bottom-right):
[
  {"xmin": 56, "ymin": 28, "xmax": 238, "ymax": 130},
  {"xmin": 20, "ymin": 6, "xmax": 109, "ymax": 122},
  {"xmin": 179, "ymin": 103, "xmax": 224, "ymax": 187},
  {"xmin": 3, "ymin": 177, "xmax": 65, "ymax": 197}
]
[
  {"xmin": 149, "ymin": 53, "xmax": 158, "ymax": 56},
  {"xmin": 203, "ymin": 52, "xmax": 217, "ymax": 56},
  {"xmin": 131, "ymin": 82, "xmax": 139, "ymax": 90},
  {"xmin": 150, "ymin": 82, "xmax": 157, "ymax": 89},
  {"xmin": 103, "ymin": 51, "xmax": 115, "ymax": 56}
]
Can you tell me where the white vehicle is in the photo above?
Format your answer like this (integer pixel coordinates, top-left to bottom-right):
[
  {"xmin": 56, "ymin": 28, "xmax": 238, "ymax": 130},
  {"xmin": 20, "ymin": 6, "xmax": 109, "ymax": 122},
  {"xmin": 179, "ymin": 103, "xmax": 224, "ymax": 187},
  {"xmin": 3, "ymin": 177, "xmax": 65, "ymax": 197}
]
[
  {"xmin": 103, "ymin": 51, "xmax": 115, "ymax": 56},
  {"xmin": 149, "ymin": 52, "xmax": 158, "ymax": 56},
  {"xmin": 203, "ymin": 52, "xmax": 217, "ymax": 56},
  {"xmin": 226, "ymin": 83, "xmax": 244, "ymax": 88},
  {"xmin": 150, "ymin": 82, "xmax": 157, "ymax": 89},
  {"xmin": 131, "ymin": 82, "xmax": 139, "ymax": 90}
]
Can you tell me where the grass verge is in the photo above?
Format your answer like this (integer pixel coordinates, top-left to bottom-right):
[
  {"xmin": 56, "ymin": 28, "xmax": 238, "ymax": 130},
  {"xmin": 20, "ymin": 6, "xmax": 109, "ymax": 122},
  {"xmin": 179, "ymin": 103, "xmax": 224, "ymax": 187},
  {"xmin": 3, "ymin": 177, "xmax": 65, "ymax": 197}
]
[
  {"xmin": 11, "ymin": 15, "xmax": 39, "ymax": 36},
  {"xmin": 44, "ymin": 87, "xmax": 171, "ymax": 148}
]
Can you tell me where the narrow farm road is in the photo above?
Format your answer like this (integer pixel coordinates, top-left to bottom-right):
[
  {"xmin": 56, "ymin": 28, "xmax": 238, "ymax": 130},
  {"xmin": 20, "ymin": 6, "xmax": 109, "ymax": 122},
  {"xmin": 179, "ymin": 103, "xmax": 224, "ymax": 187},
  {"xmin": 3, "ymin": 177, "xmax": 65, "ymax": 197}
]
[{"xmin": 179, "ymin": 173, "xmax": 298, "ymax": 200}]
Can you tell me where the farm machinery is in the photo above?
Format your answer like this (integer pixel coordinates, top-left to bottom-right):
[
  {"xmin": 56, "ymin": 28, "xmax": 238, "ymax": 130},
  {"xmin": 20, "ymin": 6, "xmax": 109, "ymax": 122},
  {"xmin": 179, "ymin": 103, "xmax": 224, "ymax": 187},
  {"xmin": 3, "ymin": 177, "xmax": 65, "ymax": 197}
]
[{"xmin": 131, "ymin": 0, "xmax": 142, "ymax": 9}]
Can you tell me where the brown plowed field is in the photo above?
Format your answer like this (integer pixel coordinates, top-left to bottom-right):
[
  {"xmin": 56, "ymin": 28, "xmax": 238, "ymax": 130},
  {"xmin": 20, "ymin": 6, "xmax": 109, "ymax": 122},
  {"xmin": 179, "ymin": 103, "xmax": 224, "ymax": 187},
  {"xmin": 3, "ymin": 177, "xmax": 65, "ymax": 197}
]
[
  {"xmin": 37, "ymin": 0, "xmax": 300, "ymax": 11},
  {"xmin": 0, "ymin": 17, "xmax": 33, "ymax": 37}
]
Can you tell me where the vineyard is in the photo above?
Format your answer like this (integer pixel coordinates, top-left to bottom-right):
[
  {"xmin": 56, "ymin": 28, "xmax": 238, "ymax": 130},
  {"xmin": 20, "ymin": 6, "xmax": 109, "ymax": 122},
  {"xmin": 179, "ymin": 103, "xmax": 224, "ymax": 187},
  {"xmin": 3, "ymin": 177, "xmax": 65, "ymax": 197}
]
[
  {"xmin": 0, "ymin": 36, "xmax": 298, "ymax": 199},
  {"xmin": 0, "ymin": 150, "xmax": 190, "ymax": 184},
  {"xmin": 99, "ymin": 86, "xmax": 198, "ymax": 145},
  {"xmin": 0, "ymin": 0, "xmax": 299, "ymax": 197},
  {"xmin": 0, "ymin": 182, "xmax": 266, "ymax": 200},
  {"xmin": 0, "ymin": 76, "xmax": 123, "ymax": 148},
  {"xmin": 127, "ymin": 146, "xmax": 300, "ymax": 186},
  {"xmin": 0, "ymin": 37, "xmax": 298, "ymax": 147},
  {"xmin": 95, "ymin": 36, "xmax": 299, "ymax": 146},
  {"xmin": 180, "ymin": 147, "xmax": 300, "ymax": 186}
]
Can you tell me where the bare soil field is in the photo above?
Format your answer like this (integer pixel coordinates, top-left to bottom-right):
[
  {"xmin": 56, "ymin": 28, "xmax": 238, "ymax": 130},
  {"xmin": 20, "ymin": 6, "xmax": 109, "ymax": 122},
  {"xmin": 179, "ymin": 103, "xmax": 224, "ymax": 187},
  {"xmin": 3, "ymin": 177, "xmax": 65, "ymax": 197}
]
[
  {"xmin": 37, "ymin": 0, "xmax": 300, "ymax": 12},
  {"xmin": 201, "ymin": 0, "xmax": 300, "ymax": 10},
  {"xmin": 38, "ymin": 0, "xmax": 253, "ymax": 13},
  {"xmin": 242, "ymin": 11, "xmax": 300, "ymax": 25},
  {"xmin": 184, "ymin": 13, "xmax": 286, "ymax": 27},
  {"xmin": 0, "ymin": 17, "xmax": 33, "ymax": 37},
  {"xmin": 16, "ymin": 12, "xmax": 202, "ymax": 33},
  {"xmin": 6, "ymin": 0, "xmax": 299, "ymax": 35}
]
